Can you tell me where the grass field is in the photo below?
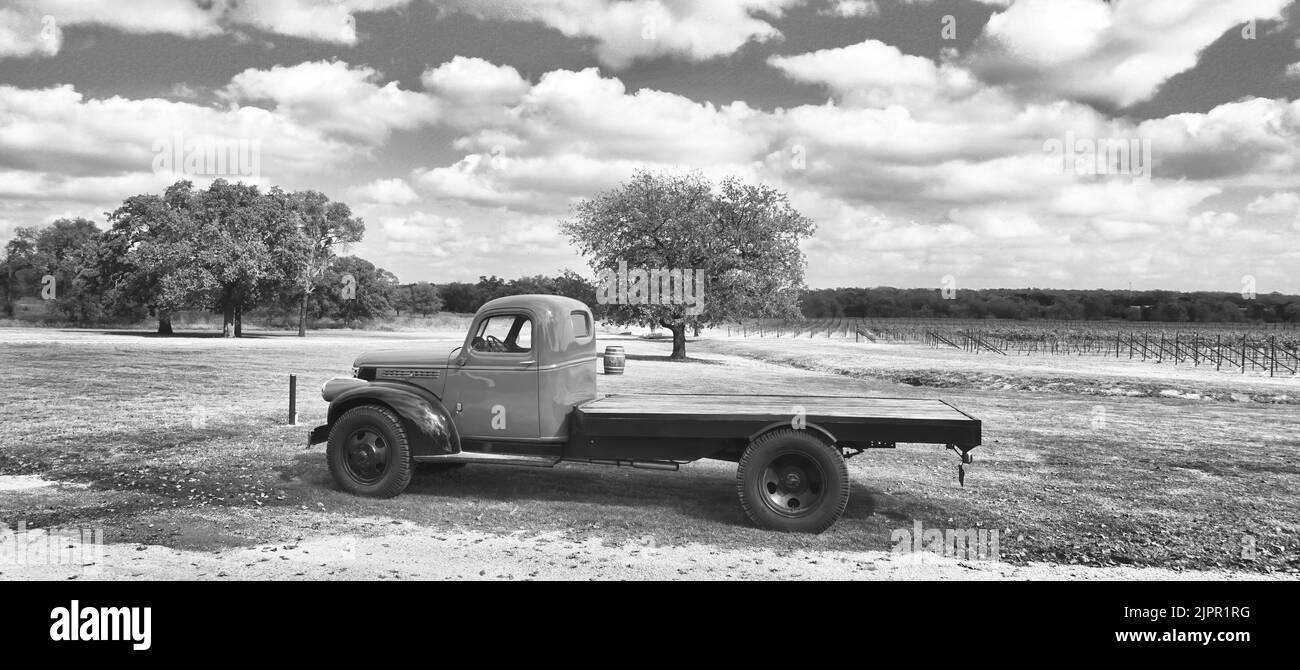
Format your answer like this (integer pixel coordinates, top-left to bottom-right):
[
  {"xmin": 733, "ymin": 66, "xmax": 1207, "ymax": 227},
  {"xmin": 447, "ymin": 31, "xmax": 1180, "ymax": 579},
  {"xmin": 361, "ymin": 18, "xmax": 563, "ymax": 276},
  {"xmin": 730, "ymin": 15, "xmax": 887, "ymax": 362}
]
[{"xmin": 1, "ymin": 325, "xmax": 1297, "ymax": 578}]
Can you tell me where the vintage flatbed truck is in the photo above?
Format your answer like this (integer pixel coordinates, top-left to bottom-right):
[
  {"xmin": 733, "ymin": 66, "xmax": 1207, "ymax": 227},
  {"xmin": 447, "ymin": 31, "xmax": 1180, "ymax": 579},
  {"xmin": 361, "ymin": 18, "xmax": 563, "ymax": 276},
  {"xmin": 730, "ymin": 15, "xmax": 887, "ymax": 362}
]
[{"xmin": 309, "ymin": 294, "xmax": 981, "ymax": 532}]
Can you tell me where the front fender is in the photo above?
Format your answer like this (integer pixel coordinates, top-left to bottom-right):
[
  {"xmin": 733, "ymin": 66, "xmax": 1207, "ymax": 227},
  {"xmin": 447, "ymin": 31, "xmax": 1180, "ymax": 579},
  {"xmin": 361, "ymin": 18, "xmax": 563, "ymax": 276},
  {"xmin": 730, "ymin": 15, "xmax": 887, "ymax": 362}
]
[{"xmin": 324, "ymin": 380, "xmax": 460, "ymax": 457}]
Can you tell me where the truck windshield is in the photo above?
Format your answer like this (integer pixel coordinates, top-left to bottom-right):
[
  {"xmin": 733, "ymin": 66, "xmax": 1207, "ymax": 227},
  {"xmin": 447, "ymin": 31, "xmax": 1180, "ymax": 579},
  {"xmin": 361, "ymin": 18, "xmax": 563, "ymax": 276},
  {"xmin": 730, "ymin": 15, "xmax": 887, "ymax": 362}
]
[{"xmin": 472, "ymin": 314, "xmax": 532, "ymax": 353}]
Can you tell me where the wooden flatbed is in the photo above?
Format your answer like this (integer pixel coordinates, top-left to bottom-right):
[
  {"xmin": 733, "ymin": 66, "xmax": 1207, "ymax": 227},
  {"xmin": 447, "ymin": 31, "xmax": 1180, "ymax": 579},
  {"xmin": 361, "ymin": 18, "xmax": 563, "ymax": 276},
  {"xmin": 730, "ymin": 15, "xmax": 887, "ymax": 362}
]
[{"xmin": 568, "ymin": 393, "xmax": 981, "ymax": 462}]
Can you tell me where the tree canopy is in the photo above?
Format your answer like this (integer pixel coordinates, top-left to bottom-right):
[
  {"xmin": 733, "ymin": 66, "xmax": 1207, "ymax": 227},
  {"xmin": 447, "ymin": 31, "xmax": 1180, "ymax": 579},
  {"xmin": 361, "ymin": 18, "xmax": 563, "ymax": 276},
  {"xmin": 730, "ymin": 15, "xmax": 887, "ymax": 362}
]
[{"xmin": 563, "ymin": 170, "xmax": 814, "ymax": 358}]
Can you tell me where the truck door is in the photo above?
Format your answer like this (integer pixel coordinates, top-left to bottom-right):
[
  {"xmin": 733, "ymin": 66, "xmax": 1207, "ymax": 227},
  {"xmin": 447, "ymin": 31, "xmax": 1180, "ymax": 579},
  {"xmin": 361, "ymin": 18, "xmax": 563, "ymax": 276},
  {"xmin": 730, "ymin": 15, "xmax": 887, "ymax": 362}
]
[{"xmin": 447, "ymin": 311, "xmax": 541, "ymax": 440}]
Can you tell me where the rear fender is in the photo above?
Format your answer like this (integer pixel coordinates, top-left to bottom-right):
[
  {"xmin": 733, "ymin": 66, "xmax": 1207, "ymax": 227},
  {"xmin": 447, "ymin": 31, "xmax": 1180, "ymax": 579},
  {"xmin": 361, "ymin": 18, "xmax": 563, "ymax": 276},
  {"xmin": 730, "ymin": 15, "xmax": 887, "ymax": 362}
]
[
  {"xmin": 327, "ymin": 381, "xmax": 460, "ymax": 457},
  {"xmin": 748, "ymin": 421, "xmax": 837, "ymax": 446}
]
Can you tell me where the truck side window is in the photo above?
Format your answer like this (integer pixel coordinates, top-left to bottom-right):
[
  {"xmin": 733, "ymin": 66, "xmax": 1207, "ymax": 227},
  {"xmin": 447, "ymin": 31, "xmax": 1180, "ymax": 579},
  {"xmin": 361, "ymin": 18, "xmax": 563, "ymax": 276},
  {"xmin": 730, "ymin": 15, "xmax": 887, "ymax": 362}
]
[
  {"xmin": 570, "ymin": 311, "xmax": 591, "ymax": 339},
  {"xmin": 472, "ymin": 314, "xmax": 532, "ymax": 353}
]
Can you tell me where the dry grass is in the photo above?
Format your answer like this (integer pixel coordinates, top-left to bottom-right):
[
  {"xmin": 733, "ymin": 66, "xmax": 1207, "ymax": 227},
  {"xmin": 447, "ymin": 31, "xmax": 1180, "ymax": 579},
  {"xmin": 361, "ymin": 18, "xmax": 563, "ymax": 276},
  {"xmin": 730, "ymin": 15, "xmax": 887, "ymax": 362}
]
[{"xmin": 1, "ymin": 326, "xmax": 1296, "ymax": 574}]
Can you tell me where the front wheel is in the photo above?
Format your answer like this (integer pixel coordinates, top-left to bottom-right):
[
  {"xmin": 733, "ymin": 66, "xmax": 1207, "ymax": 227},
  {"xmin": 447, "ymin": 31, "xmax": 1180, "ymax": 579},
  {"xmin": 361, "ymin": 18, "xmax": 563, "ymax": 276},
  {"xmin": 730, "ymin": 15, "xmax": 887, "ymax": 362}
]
[
  {"xmin": 736, "ymin": 429, "xmax": 849, "ymax": 533},
  {"xmin": 327, "ymin": 404, "xmax": 413, "ymax": 497}
]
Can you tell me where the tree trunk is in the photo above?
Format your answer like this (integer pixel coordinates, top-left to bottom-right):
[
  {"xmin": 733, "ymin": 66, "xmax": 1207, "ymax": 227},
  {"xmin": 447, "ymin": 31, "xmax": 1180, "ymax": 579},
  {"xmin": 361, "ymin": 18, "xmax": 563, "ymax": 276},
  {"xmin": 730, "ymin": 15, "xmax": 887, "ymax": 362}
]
[
  {"xmin": 235, "ymin": 305, "xmax": 243, "ymax": 338},
  {"xmin": 297, "ymin": 292, "xmax": 308, "ymax": 337},
  {"xmin": 157, "ymin": 312, "xmax": 173, "ymax": 335},
  {"xmin": 3, "ymin": 266, "xmax": 12, "ymax": 318},
  {"xmin": 222, "ymin": 300, "xmax": 235, "ymax": 338},
  {"xmin": 662, "ymin": 319, "xmax": 687, "ymax": 360}
]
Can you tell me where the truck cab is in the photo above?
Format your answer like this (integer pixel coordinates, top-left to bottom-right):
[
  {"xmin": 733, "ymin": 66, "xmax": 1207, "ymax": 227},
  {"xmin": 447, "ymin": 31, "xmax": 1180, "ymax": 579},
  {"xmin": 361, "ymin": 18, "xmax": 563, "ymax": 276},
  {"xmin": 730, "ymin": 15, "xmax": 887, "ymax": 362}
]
[{"xmin": 445, "ymin": 295, "xmax": 596, "ymax": 443}]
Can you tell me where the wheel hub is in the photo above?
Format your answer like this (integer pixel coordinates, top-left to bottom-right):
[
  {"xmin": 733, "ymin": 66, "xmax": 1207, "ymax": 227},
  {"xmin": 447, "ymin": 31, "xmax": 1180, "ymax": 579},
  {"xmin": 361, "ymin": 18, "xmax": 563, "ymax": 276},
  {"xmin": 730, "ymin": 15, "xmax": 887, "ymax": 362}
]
[
  {"xmin": 760, "ymin": 453, "xmax": 825, "ymax": 517},
  {"xmin": 346, "ymin": 429, "xmax": 389, "ymax": 482}
]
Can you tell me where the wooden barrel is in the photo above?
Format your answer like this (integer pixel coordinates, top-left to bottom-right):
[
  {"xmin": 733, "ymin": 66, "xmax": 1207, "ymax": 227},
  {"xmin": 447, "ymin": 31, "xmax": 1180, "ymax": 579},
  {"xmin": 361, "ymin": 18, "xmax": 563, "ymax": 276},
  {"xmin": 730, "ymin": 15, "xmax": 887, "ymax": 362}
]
[{"xmin": 603, "ymin": 345, "xmax": 626, "ymax": 375}]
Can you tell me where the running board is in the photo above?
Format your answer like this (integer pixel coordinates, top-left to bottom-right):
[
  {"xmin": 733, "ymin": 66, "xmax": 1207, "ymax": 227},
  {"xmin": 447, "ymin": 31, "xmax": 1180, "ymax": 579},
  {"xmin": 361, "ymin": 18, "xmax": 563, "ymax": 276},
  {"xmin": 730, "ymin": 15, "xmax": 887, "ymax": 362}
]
[{"xmin": 414, "ymin": 452, "xmax": 560, "ymax": 468}]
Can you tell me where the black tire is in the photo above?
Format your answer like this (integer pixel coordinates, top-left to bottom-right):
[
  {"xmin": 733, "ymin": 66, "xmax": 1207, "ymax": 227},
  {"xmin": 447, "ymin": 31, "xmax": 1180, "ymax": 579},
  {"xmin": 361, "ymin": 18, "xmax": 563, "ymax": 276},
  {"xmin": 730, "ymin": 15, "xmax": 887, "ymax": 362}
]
[
  {"xmin": 327, "ymin": 404, "xmax": 413, "ymax": 497},
  {"xmin": 736, "ymin": 428, "xmax": 849, "ymax": 533}
]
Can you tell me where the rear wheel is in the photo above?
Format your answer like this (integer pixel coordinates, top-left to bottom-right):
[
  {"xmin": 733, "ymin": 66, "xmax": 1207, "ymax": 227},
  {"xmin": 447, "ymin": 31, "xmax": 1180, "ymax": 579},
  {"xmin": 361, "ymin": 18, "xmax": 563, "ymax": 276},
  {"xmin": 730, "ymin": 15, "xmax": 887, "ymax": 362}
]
[
  {"xmin": 736, "ymin": 429, "xmax": 849, "ymax": 533},
  {"xmin": 327, "ymin": 404, "xmax": 413, "ymax": 497}
]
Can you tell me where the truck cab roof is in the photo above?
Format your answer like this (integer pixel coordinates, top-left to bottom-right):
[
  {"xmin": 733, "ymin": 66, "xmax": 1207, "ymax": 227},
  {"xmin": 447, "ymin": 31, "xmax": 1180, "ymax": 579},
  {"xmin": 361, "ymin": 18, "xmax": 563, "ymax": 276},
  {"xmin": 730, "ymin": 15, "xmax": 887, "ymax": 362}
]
[
  {"xmin": 476, "ymin": 293, "xmax": 591, "ymax": 318},
  {"xmin": 470, "ymin": 294, "xmax": 596, "ymax": 367}
]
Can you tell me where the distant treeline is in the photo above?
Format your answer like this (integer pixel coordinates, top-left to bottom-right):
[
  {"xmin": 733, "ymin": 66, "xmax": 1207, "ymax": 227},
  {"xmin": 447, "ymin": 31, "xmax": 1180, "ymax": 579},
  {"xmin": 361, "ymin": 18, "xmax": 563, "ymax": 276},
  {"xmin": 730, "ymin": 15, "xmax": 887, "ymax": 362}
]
[
  {"xmin": 8, "ymin": 205, "xmax": 1295, "ymax": 330},
  {"xmin": 0, "ymin": 212, "xmax": 595, "ymax": 329},
  {"xmin": 799, "ymin": 287, "xmax": 1300, "ymax": 323},
  {"xmin": 437, "ymin": 272, "xmax": 597, "ymax": 314},
  {"xmin": 0, "ymin": 180, "xmax": 601, "ymax": 334}
]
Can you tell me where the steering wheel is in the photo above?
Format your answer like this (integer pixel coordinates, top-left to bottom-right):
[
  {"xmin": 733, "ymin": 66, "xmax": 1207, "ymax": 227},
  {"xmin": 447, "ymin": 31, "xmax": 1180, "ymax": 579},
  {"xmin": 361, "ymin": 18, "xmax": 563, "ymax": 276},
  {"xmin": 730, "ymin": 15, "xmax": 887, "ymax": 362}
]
[{"xmin": 485, "ymin": 335, "xmax": 506, "ymax": 352}]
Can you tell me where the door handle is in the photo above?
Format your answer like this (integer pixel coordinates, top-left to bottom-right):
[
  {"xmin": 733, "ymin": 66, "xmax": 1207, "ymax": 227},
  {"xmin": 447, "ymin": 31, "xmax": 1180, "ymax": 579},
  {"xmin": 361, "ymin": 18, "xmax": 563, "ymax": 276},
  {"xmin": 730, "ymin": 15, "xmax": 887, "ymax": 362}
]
[{"xmin": 520, "ymin": 360, "xmax": 535, "ymax": 366}]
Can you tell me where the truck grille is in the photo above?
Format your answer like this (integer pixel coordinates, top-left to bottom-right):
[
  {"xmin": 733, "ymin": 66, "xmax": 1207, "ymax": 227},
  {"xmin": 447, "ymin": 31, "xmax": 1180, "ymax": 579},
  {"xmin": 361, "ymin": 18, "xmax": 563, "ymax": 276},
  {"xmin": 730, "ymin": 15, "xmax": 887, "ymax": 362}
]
[{"xmin": 379, "ymin": 368, "xmax": 440, "ymax": 379}]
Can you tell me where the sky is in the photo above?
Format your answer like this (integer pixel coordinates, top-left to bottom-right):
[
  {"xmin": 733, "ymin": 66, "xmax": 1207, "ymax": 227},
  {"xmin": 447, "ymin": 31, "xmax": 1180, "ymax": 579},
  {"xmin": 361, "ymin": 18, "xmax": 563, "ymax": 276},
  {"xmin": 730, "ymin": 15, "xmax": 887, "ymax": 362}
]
[{"xmin": 1, "ymin": 0, "xmax": 1299, "ymax": 293}]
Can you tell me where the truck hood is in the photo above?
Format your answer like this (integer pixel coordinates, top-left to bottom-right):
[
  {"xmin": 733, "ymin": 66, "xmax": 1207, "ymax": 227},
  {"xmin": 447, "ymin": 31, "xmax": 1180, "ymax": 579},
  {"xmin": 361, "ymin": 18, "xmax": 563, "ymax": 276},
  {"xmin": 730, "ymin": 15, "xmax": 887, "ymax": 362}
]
[{"xmin": 353, "ymin": 344, "xmax": 461, "ymax": 368}]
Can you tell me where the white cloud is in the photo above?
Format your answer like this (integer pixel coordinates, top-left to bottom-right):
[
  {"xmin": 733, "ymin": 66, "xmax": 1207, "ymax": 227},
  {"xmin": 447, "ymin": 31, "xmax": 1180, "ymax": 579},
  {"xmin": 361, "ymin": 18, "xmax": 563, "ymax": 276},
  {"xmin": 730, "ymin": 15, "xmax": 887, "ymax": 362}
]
[
  {"xmin": 969, "ymin": 0, "xmax": 1292, "ymax": 107},
  {"xmin": 0, "ymin": 67, "xmax": 434, "ymax": 248},
  {"xmin": 0, "ymin": 0, "xmax": 412, "ymax": 58},
  {"xmin": 421, "ymin": 56, "xmax": 530, "ymax": 106},
  {"xmin": 1, "ymin": 1, "xmax": 807, "ymax": 64},
  {"xmin": 768, "ymin": 40, "xmax": 947, "ymax": 107},
  {"xmin": 820, "ymin": 0, "xmax": 879, "ymax": 17},
  {"xmin": 0, "ymin": 83, "xmax": 360, "ymax": 178},
  {"xmin": 349, "ymin": 178, "xmax": 420, "ymax": 206},
  {"xmin": 436, "ymin": 67, "xmax": 765, "ymax": 164},
  {"xmin": 438, "ymin": 0, "xmax": 804, "ymax": 68},
  {"xmin": 982, "ymin": 0, "xmax": 1112, "ymax": 66},
  {"xmin": 221, "ymin": 60, "xmax": 440, "ymax": 145},
  {"xmin": 1246, "ymin": 191, "xmax": 1300, "ymax": 215},
  {"xmin": 1048, "ymin": 181, "xmax": 1220, "ymax": 224},
  {"xmin": 218, "ymin": 0, "xmax": 414, "ymax": 45},
  {"xmin": 420, "ymin": 57, "xmax": 531, "ymax": 127},
  {"xmin": 1286, "ymin": 61, "xmax": 1300, "ymax": 79},
  {"xmin": 1187, "ymin": 210, "xmax": 1244, "ymax": 240},
  {"xmin": 413, "ymin": 151, "xmax": 668, "ymax": 212},
  {"xmin": 381, "ymin": 211, "xmax": 467, "ymax": 258},
  {"xmin": 0, "ymin": 168, "xmax": 225, "ymax": 203},
  {"xmin": 945, "ymin": 206, "xmax": 1047, "ymax": 241},
  {"xmin": 0, "ymin": 7, "xmax": 60, "ymax": 58},
  {"xmin": 1136, "ymin": 97, "xmax": 1300, "ymax": 181}
]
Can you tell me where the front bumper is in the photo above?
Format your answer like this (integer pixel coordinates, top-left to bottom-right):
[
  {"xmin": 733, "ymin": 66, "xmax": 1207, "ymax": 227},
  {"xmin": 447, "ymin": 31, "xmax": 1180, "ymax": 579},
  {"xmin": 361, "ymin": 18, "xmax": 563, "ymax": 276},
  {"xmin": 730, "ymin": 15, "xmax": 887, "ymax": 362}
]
[{"xmin": 308, "ymin": 424, "xmax": 330, "ymax": 447}]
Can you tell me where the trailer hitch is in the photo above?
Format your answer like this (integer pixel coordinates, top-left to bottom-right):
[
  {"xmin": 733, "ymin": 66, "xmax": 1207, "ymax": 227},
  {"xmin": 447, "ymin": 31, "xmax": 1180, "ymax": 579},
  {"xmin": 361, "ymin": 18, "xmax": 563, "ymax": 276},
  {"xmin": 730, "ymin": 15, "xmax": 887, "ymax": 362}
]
[{"xmin": 946, "ymin": 444, "xmax": 975, "ymax": 486}]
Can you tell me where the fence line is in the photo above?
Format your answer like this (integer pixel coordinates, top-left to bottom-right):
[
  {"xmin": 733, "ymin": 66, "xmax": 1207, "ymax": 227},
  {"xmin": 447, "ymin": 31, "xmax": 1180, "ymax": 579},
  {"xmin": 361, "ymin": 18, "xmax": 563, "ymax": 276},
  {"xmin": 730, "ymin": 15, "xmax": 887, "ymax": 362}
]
[{"xmin": 722, "ymin": 318, "xmax": 1299, "ymax": 376}]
